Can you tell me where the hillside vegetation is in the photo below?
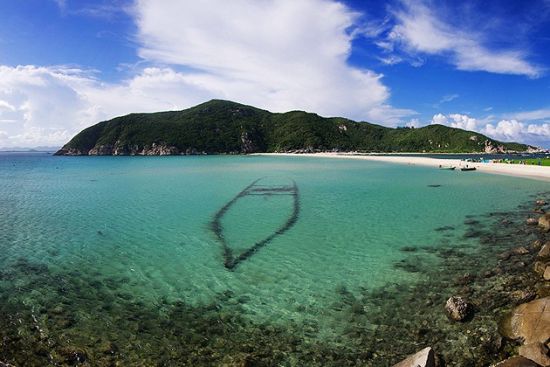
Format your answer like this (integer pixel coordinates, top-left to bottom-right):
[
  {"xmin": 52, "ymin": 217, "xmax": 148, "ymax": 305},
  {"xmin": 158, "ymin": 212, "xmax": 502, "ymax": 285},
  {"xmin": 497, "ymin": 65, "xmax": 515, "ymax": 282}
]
[{"xmin": 55, "ymin": 100, "xmax": 531, "ymax": 155}]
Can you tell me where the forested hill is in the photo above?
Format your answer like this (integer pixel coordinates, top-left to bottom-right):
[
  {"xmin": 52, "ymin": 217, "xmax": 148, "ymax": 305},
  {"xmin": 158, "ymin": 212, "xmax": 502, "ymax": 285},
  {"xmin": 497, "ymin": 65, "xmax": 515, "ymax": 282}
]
[{"xmin": 55, "ymin": 100, "xmax": 531, "ymax": 155}]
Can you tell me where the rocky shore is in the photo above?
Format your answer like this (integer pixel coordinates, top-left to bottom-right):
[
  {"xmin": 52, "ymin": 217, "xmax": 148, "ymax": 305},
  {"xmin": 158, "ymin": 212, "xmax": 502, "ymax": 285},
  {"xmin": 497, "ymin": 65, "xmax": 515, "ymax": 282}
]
[
  {"xmin": 0, "ymin": 195, "xmax": 549, "ymax": 366},
  {"xmin": 54, "ymin": 142, "xmax": 206, "ymax": 156},
  {"xmin": 391, "ymin": 206, "xmax": 550, "ymax": 367}
]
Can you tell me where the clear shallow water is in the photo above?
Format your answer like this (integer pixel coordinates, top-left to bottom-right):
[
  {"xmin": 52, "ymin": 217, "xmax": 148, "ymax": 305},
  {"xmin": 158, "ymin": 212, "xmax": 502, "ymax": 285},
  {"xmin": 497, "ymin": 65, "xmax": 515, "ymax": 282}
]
[{"xmin": 0, "ymin": 153, "xmax": 548, "ymax": 365}]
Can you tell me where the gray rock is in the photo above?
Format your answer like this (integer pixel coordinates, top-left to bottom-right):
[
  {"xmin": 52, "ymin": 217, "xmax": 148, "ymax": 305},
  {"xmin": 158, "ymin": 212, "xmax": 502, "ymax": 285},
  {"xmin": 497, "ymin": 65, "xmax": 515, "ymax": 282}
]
[
  {"xmin": 445, "ymin": 296, "xmax": 470, "ymax": 321},
  {"xmin": 392, "ymin": 347, "xmax": 435, "ymax": 367}
]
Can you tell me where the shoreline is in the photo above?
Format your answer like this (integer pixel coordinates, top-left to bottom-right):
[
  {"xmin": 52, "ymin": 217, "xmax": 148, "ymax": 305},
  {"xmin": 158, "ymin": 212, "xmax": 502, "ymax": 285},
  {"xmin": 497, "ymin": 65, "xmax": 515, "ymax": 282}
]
[{"xmin": 255, "ymin": 152, "xmax": 550, "ymax": 182}]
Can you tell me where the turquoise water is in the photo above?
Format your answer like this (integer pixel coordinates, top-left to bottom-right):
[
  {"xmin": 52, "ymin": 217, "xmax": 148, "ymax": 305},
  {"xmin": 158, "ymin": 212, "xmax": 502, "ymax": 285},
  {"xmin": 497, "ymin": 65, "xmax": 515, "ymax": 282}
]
[{"xmin": 0, "ymin": 153, "xmax": 548, "ymax": 365}]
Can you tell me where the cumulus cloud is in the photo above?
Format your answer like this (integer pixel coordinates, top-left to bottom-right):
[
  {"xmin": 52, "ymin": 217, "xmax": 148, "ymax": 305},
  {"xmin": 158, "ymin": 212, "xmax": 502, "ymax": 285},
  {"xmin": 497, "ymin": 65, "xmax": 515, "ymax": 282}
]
[
  {"xmin": 132, "ymin": 0, "xmax": 411, "ymax": 122},
  {"xmin": 484, "ymin": 120, "xmax": 550, "ymax": 147},
  {"xmin": 1, "ymin": 0, "xmax": 420, "ymax": 147},
  {"xmin": 0, "ymin": 65, "xmax": 220, "ymax": 148},
  {"xmin": 432, "ymin": 113, "xmax": 479, "ymax": 131},
  {"xmin": 382, "ymin": 0, "xmax": 541, "ymax": 77},
  {"xmin": 431, "ymin": 113, "xmax": 550, "ymax": 148}
]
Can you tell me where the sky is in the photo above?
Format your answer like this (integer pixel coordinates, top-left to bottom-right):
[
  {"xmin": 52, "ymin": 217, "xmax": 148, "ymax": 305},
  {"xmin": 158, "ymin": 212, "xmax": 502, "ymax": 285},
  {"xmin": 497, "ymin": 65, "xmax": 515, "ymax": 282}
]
[{"xmin": 0, "ymin": 0, "xmax": 549, "ymax": 149}]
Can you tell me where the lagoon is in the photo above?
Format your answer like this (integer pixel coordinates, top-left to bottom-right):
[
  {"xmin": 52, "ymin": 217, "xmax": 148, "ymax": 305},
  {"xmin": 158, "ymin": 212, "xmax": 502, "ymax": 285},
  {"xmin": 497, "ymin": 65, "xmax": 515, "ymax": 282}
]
[{"xmin": 0, "ymin": 153, "xmax": 548, "ymax": 366}]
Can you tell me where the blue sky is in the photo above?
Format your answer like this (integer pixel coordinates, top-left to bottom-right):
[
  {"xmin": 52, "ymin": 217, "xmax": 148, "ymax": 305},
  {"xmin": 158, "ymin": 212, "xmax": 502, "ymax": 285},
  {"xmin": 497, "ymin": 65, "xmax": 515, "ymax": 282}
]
[{"xmin": 0, "ymin": 0, "xmax": 549, "ymax": 148}]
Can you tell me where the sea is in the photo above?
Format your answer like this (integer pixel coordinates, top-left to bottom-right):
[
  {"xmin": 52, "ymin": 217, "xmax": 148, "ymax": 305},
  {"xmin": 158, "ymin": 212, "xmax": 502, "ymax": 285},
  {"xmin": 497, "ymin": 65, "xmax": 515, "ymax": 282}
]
[{"xmin": 0, "ymin": 152, "xmax": 548, "ymax": 366}]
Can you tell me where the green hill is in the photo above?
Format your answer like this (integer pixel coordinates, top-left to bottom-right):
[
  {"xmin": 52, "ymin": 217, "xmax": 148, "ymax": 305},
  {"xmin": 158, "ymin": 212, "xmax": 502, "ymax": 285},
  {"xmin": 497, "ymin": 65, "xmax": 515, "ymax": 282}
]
[{"xmin": 55, "ymin": 100, "xmax": 532, "ymax": 155}]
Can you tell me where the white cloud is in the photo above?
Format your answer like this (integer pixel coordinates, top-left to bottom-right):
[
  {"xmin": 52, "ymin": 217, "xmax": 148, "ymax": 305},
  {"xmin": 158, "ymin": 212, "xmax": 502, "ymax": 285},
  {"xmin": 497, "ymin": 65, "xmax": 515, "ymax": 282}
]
[
  {"xmin": 505, "ymin": 108, "xmax": 550, "ymax": 121},
  {"xmin": 431, "ymin": 112, "xmax": 550, "ymax": 148},
  {"xmin": 431, "ymin": 113, "xmax": 448, "ymax": 125},
  {"xmin": 0, "ymin": 65, "xmax": 217, "ymax": 148},
  {"xmin": 385, "ymin": 0, "xmax": 541, "ymax": 77},
  {"xmin": 132, "ymin": 0, "xmax": 410, "ymax": 122},
  {"xmin": 1, "ymin": 0, "xmax": 420, "ymax": 148},
  {"xmin": 406, "ymin": 118, "xmax": 421, "ymax": 128},
  {"xmin": 484, "ymin": 120, "xmax": 550, "ymax": 146},
  {"xmin": 0, "ymin": 65, "xmax": 88, "ymax": 147},
  {"xmin": 439, "ymin": 94, "xmax": 459, "ymax": 104},
  {"xmin": 0, "ymin": 100, "xmax": 16, "ymax": 111}
]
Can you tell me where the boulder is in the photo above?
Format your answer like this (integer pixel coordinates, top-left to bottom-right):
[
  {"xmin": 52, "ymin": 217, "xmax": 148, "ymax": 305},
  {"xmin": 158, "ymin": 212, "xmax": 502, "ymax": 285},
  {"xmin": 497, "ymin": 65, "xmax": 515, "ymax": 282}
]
[
  {"xmin": 500, "ymin": 297, "xmax": 550, "ymax": 346},
  {"xmin": 536, "ymin": 200, "xmax": 547, "ymax": 207},
  {"xmin": 535, "ymin": 262, "xmax": 548, "ymax": 276},
  {"xmin": 518, "ymin": 343, "xmax": 550, "ymax": 366},
  {"xmin": 392, "ymin": 347, "xmax": 435, "ymax": 367},
  {"xmin": 528, "ymin": 218, "xmax": 539, "ymax": 225},
  {"xmin": 538, "ymin": 243, "xmax": 550, "ymax": 259},
  {"xmin": 544, "ymin": 267, "xmax": 550, "ymax": 281},
  {"xmin": 445, "ymin": 296, "xmax": 471, "ymax": 321},
  {"xmin": 539, "ymin": 214, "xmax": 550, "ymax": 232},
  {"xmin": 492, "ymin": 356, "xmax": 541, "ymax": 366}
]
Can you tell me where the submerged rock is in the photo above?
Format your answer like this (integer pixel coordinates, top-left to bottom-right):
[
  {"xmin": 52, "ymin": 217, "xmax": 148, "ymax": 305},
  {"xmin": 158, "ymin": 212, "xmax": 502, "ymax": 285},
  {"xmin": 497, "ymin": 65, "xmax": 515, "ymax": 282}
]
[
  {"xmin": 512, "ymin": 247, "xmax": 530, "ymax": 256},
  {"xmin": 392, "ymin": 347, "xmax": 435, "ymax": 367},
  {"xmin": 510, "ymin": 290, "xmax": 537, "ymax": 305},
  {"xmin": 58, "ymin": 347, "xmax": 87, "ymax": 364},
  {"xmin": 528, "ymin": 218, "xmax": 539, "ymax": 225},
  {"xmin": 445, "ymin": 296, "xmax": 471, "ymax": 321},
  {"xmin": 492, "ymin": 356, "xmax": 541, "ymax": 366}
]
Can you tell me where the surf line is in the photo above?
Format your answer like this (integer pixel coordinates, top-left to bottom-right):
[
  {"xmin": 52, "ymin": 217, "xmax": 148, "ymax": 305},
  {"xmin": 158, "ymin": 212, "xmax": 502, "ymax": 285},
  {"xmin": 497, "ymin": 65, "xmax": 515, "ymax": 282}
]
[{"xmin": 210, "ymin": 178, "xmax": 300, "ymax": 270}]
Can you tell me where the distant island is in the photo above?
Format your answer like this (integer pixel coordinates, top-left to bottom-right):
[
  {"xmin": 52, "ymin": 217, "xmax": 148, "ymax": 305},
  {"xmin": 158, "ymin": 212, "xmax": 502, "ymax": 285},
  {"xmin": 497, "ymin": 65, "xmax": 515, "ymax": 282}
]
[{"xmin": 55, "ymin": 100, "xmax": 535, "ymax": 156}]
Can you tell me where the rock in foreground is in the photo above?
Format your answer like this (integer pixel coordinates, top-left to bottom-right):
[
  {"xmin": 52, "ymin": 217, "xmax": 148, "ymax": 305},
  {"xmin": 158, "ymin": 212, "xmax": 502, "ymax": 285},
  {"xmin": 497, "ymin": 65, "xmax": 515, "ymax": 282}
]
[
  {"xmin": 392, "ymin": 347, "xmax": 435, "ymax": 367},
  {"xmin": 492, "ymin": 356, "xmax": 541, "ymax": 366},
  {"xmin": 500, "ymin": 297, "xmax": 550, "ymax": 366}
]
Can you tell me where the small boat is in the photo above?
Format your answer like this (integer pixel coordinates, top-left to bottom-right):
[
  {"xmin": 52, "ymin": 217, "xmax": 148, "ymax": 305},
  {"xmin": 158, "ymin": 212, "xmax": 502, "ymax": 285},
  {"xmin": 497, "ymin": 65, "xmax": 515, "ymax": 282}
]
[
  {"xmin": 438, "ymin": 165, "xmax": 455, "ymax": 170},
  {"xmin": 211, "ymin": 177, "xmax": 299, "ymax": 270},
  {"xmin": 461, "ymin": 167, "xmax": 476, "ymax": 171}
]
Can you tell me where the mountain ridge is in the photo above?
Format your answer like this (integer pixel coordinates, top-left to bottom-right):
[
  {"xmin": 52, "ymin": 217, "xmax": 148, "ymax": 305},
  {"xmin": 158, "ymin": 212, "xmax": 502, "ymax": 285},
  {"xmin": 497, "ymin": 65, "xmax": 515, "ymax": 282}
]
[{"xmin": 55, "ymin": 99, "xmax": 534, "ymax": 156}]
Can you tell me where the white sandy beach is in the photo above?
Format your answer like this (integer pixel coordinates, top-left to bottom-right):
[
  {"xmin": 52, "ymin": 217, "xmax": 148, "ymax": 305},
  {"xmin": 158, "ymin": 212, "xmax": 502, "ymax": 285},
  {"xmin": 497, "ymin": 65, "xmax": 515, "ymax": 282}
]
[{"xmin": 257, "ymin": 152, "xmax": 550, "ymax": 182}]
